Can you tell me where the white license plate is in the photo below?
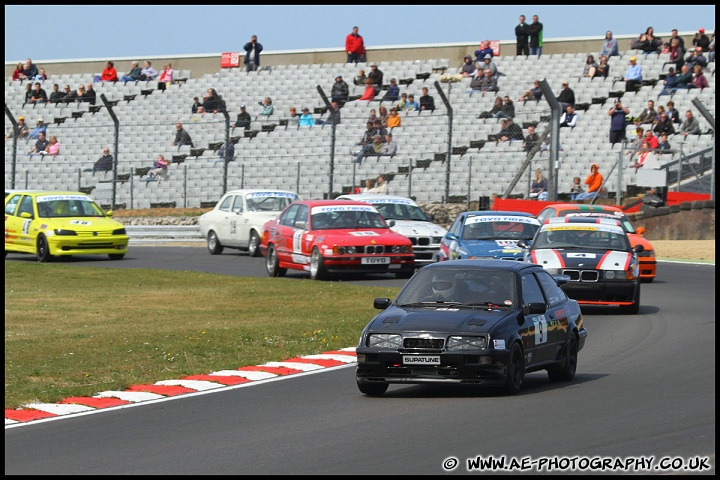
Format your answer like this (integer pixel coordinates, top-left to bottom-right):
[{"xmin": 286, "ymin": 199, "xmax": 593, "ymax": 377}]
[
  {"xmin": 403, "ymin": 355, "xmax": 441, "ymax": 365},
  {"xmin": 361, "ymin": 256, "xmax": 390, "ymax": 265}
]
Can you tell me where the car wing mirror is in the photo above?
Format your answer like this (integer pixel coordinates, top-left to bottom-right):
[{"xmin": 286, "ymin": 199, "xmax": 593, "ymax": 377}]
[
  {"xmin": 294, "ymin": 221, "xmax": 308, "ymax": 230},
  {"xmin": 522, "ymin": 302, "xmax": 547, "ymax": 316},
  {"xmin": 387, "ymin": 219, "xmax": 396, "ymax": 228},
  {"xmin": 552, "ymin": 274, "xmax": 571, "ymax": 286},
  {"xmin": 635, "ymin": 226, "xmax": 645, "ymax": 235},
  {"xmin": 374, "ymin": 298, "xmax": 392, "ymax": 310},
  {"xmin": 20, "ymin": 212, "xmax": 33, "ymax": 219},
  {"xmin": 517, "ymin": 239, "xmax": 528, "ymax": 248},
  {"xmin": 445, "ymin": 232, "xmax": 458, "ymax": 241},
  {"xmin": 634, "ymin": 244, "xmax": 645, "ymax": 253}
]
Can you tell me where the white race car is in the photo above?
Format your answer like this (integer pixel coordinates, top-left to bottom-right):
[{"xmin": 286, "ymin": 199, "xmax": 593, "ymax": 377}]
[{"xmin": 198, "ymin": 189, "xmax": 301, "ymax": 256}]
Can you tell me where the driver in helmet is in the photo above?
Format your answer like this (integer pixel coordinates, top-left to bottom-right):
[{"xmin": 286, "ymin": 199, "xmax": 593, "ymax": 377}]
[{"xmin": 425, "ymin": 272, "xmax": 457, "ymax": 302}]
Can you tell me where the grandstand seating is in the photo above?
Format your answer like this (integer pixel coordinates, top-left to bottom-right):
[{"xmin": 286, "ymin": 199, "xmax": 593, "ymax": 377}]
[{"xmin": 5, "ymin": 50, "xmax": 714, "ymax": 209}]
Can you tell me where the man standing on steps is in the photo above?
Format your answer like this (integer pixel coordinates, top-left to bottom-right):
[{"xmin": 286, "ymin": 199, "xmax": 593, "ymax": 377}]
[
  {"xmin": 515, "ymin": 15, "xmax": 530, "ymax": 56},
  {"xmin": 346, "ymin": 26, "xmax": 365, "ymax": 64}
]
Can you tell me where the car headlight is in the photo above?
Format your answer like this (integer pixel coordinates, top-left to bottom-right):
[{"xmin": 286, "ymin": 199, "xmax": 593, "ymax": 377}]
[
  {"xmin": 447, "ymin": 336, "xmax": 487, "ymax": 351},
  {"xmin": 544, "ymin": 267, "xmax": 562, "ymax": 275},
  {"xmin": 432, "ymin": 236, "xmax": 443, "ymax": 244},
  {"xmin": 367, "ymin": 333, "xmax": 402, "ymax": 348},
  {"xmin": 53, "ymin": 229, "xmax": 77, "ymax": 236},
  {"xmin": 603, "ymin": 270, "xmax": 617, "ymax": 280},
  {"xmin": 637, "ymin": 249, "xmax": 655, "ymax": 257},
  {"xmin": 113, "ymin": 228, "xmax": 127, "ymax": 235},
  {"xmin": 391, "ymin": 245, "xmax": 412, "ymax": 253}
]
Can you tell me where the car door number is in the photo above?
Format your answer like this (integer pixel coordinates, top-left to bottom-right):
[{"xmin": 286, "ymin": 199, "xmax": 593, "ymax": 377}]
[
  {"xmin": 533, "ymin": 315, "xmax": 548, "ymax": 344},
  {"xmin": 23, "ymin": 219, "xmax": 31, "ymax": 235}
]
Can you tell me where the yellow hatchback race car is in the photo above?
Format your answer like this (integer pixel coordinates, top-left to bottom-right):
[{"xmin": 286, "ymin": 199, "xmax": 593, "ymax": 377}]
[{"xmin": 5, "ymin": 191, "xmax": 129, "ymax": 262}]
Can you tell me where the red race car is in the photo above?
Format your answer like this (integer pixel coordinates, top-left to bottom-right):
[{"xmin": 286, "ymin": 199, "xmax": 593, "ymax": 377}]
[{"xmin": 260, "ymin": 200, "xmax": 415, "ymax": 280}]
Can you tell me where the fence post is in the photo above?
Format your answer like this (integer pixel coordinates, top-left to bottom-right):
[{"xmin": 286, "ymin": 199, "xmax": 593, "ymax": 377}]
[{"xmin": 183, "ymin": 164, "xmax": 188, "ymax": 208}]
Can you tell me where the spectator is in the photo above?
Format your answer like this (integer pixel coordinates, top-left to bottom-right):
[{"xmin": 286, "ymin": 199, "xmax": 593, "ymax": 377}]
[
  {"xmin": 658, "ymin": 67, "xmax": 679, "ymax": 96},
  {"xmin": 623, "ymin": 56, "xmax": 643, "ymax": 92},
  {"xmin": 653, "ymin": 105, "xmax": 665, "ymax": 124},
  {"xmin": 403, "ymin": 93, "xmax": 418, "ymax": 112},
  {"xmin": 659, "ymin": 41, "xmax": 671, "ymax": 55},
  {"xmin": 574, "ymin": 163, "xmax": 604, "ymax": 201},
  {"xmin": 630, "ymin": 142, "xmax": 658, "ymax": 172},
  {"xmin": 357, "ymin": 121, "xmax": 376, "ymax": 146},
  {"xmin": 62, "ymin": 84, "xmax": 82, "ymax": 103},
  {"xmin": 82, "ymin": 83, "xmax": 96, "ymax": 105},
  {"xmin": 674, "ymin": 64, "xmax": 694, "ymax": 89},
  {"xmin": 387, "ymin": 107, "xmax": 401, "ymax": 129},
  {"xmin": 529, "ymin": 169, "xmax": 548, "ymax": 200},
  {"xmin": 559, "ymin": 105, "xmax": 579, "ymax": 129},
  {"xmin": 371, "ymin": 175, "xmax": 388, "ymax": 195},
  {"xmin": 361, "ymin": 178, "xmax": 374, "ymax": 193},
  {"xmin": 596, "ymin": 55, "xmax": 610, "ymax": 78},
  {"xmin": 653, "ymin": 112, "xmax": 675, "ymax": 137},
  {"xmin": 495, "ymin": 96, "xmax": 515, "ymax": 120},
  {"xmin": 474, "ymin": 40, "xmax": 494, "ymax": 64},
  {"xmin": 316, "ymin": 101, "xmax": 342, "ymax": 126},
  {"xmin": 515, "ymin": 15, "xmax": 530, "ymax": 56},
  {"xmin": 477, "ymin": 68, "xmax": 499, "ymax": 96},
  {"xmin": 48, "ymin": 84, "xmax": 65, "ymax": 104},
  {"xmin": 255, "ymin": 97, "xmax": 274, "ymax": 120},
  {"xmin": 353, "ymin": 78, "xmax": 376, "ymax": 103},
  {"xmin": 708, "ymin": 30, "xmax": 715, "ymax": 63},
  {"xmin": 517, "ymin": 79, "xmax": 543, "ymax": 103},
  {"xmin": 353, "ymin": 69, "xmax": 367, "ymax": 86},
  {"xmin": 145, "ymin": 154, "xmax": 170, "ymax": 182},
  {"xmin": 630, "ymin": 27, "xmax": 662, "ymax": 54},
  {"xmin": 678, "ymin": 110, "xmax": 701, "ymax": 136},
  {"xmin": 191, "ymin": 96, "xmax": 203, "ymax": 114},
  {"xmin": 233, "ymin": 105, "xmax": 251, "ymax": 130},
  {"xmin": 569, "ymin": 177, "xmax": 584, "ymax": 200},
  {"xmin": 479, "ymin": 96, "xmax": 503, "ymax": 119},
  {"xmin": 5, "ymin": 116, "xmax": 28, "ymax": 141},
  {"xmin": 368, "ymin": 63, "xmax": 384, "ymax": 95},
  {"xmin": 100, "ymin": 61, "xmax": 118, "ymax": 83},
  {"xmin": 287, "ymin": 107, "xmax": 300, "ymax": 127},
  {"xmin": 28, "ymin": 82, "xmax": 48, "ymax": 105},
  {"xmin": 243, "ymin": 35, "xmax": 263, "ymax": 72},
  {"xmin": 28, "ymin": 117, "xmax": 47, "ymax": 139},
  {"xmin": 599, "ymin": 31, "xmax": 619, "ymax": 57},
  {"xmin": 396, "ymin": 92, "xmax": 408, "ymax": 110},
  {"xmin": 626, "ymin": 125, "xmax": 645, "ymax": 157},
  {"xmin": 157, "ymin": 63, "xmax": 173, "ymax": 91},
  {"xmin": 38, "ymin": 68, "xmax": 49, "ymax": 81},
  {"xmin": 346, "ymin": 26, "xmax": 365, "ymax": 64},
  {"xmin": 354, "ymin": 134, "xmax": 384, "ymax": 164},
  {"xmin": 685, "ymin": 47, "xmax": 708, "ymax": 70},
  {"xmin": 692, "ymin": 28, "xmax": 710, "ymax": 52},
  {"xmin": 638, "ymin": 100, "xmax": 657, "ymax": 125},
  {"xmin": 528, "ymin": 15, "xmax": 543, "ymax": 57},
  {"xmin": 140, "ymin": 60, "xmax": 158, "ymax": 81},
  {"xmin": 23, "ymin": 83, "xmax": 33, "ymax": 105},
  {"xmin": 28, "ymin": 132, "xmax": 49, "ymax": 157},
  {"xmin": 217, "ymin": 140, "xmax": 235, "ymax": 163},
  {"xmin": 667, "ymin": 38, "xmax": 685, "ymax": 71},
  {"xmin": 556, "ymin": 80, "xmax": 575, "ymax": 111},
  {"xmin": 583, "ymin": 55, "xmax": 599, "ymax": 78},
  {"xmin": 461, "ymin": 55, "xmax": 477, "ymax": 77},
  {"xmin": 380, "ymin": 133, "xmax": 397, "ymax": 156},
  {"xmin": 370, "ymin": 119, "xmax": 387, "ymax": 138},
  {"xmin": 642, "ymin": 129, "xmax": 659, "ymax": 150},
  {"xmin": 689, "ymin": 64, "xmax": 709, "ymax": 91},
  {"xmin": 299, "ymin": 108, "xmax": 314, "ymax": 127},
  {"xmin": 608, "ymin": 99, "xmax": 629, "ymax": 145},
  {"xmin": 669, "ymin": 28, "xmax": 686, "ymax": 51},
  {"xmin": 419, "ymin": 86, "xmax": 435, "ymax": 112},
  {"xmin": 382, "ymin": 78, "xmax": 400, "ymax": 102},
  {"xmin": 85, "ymin": 147, "xmax": 113, "ymax": 174},
  {"xmin": 22, "ymin": 58, "xmax": 39, "ymax": 80},
  {"xmin": 41, "ymin": 135, "xmax": 60, "ymax": 157},
  {"xmin": 498, "ymin": 117, "xmax": 523, "ymax": 142},
  {"xmin": 657, "ymin": 133, "xmax": 672, "ymax": 154},
  {"xmin": 202, "ymin": 88, "xmax": 225, "ymax": 113},
  {"xmin": 666, "ymin": 101, "xmax": 680, "ymax": 124},
  {"xmin": 377, "ymin": 106, "xmax": 389, "ymax": 127},
  {"xmin": 171, "ymin": 122, "xmax": 193, "ymax": 147},
  {"xmin": 368, "ymin": 109, "xmax": 379, "ymax": 125},
  {"xmin": 481, "ymin": 54, "xmax": 498, "ymax": 77},
  {"xmin": 120, "ymin": 61, "xmax": 142, "ymax": 83},
  {"xmin": 12, "ymin": 62, "xmax": 24, "ymax": 81},
  {"xmin": 330, "ymin": 74, "xmax": 350, "ymax": 105},
  {"xmin": 522, "ymin": 124, "xmax": 539, "ymax": 153}
]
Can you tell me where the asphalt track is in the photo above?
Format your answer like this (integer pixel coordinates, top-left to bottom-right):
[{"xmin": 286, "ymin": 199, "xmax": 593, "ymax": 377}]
[{"xmin": 4, "ymin": 248, "xmax": 716, "ymax": 475}]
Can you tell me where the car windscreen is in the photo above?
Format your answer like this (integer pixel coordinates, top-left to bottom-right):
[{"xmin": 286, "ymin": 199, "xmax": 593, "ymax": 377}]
[
  {"xmin": 311, "ymin": 206, "xmax": 387, "ymax": 230},
  {"xmin": 36, "ymin": 195, "xmax": 105, "ymax": 218},
  {"xmin": 462, "ymin": 216, "xmax": 539, "ymax": 241},
  {"xmin": 375, "ymin": 203, "xmax": 429, "ymax": 222},
  {"xmin": 246, "ymin": 192, "xmax": 298, "ymax": 213}
]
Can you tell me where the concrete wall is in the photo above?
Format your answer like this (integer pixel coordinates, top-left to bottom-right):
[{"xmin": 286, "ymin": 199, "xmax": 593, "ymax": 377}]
[{"xmin": 628, "ymin": 201, "xmax": 716, "ymax": 241}]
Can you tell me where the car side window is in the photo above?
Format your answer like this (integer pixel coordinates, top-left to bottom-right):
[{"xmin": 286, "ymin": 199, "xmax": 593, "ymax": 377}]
[
  {"xmin": 279, "ymin": 204, "xmax": 300, "ymax": 227},
  {"xmin": 18, "ymin": 196, "xmax": 34, "ymax": 217},
  {"xmin": 521, "ymin": 273, "xmax": 546, "ymax": 306},
  {"xmin": 232, "ymin": 196, "xmax": 244, "ymax": 214},
  {"xmin": 294, "ymin": 204, "xmax": 309, "ymax": 229},
  {"xmin": 535, "ymin": 270, "xmax": 568, "ymax": 307},
  {"xmin": 5, "ymin": 194, "xmax": 21, "ymax": 216},
  {"xmin": 218, "ymin": 196, "xmax": 233, "ymax": 212},
  {"xmin": 449, "ymin": 216, "xmax": 463, "ymax": 236}
]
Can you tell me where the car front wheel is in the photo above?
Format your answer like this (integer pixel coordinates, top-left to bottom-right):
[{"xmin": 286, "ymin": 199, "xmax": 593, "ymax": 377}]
[
  {"xmin": 310, "ymin": 247, "xmax": 327, "ymax": 280},
  {"xmin": 36, "ymin": 234, "xmax": 53, "ymax": 263},
  {"xmin": 207, "ymin": 231, "xmax": 223, "ymax": 255},
  {"xmin": 266, "ymin": 245, "xmax": 286, "ymax": 277},
  {"xmin": 503, "ymin": 342, "xmax": 525, "ymax": 395},
  {"xmin": 357, "ymin": 381, "xmax": 388, "ymax": 396},
  {"xmin": 548, "ymin": 333, "xmax": 577, "ymax": 382},
  {"xmin": 248, "ymin": 230, "xmax": 261, "ymax": 257}
]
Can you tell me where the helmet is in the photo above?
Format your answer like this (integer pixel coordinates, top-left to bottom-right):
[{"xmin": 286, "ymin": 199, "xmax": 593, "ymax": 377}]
[{"xmin": 431, "ymin": 273, "xmax": 456, "ymax": 300}]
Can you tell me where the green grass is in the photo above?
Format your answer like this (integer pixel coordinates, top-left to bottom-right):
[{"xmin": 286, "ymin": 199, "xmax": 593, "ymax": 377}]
[{"xmin": 4, "ymin": 262, "xmax": 400, "ymax": 409}]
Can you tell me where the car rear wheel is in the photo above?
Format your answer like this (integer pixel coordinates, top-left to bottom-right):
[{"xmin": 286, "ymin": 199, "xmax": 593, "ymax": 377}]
[
  {"xmin": 36, "ymin": 234, "xmax": 53, "ymax": 263},
  {"xmin": 248, "ymin": 230, "xmax": 261, "ymax": 257},
  {"xmin": 266, "ymin": 245, "xmax": 286, "ymax": 277},
  {"xmin": 207, "ymin": 231, "xmax": 223, "ymax": 255},
  {"xmin": 548, "ymin": 333, "xmax": 577, "ymax": 382},
  {"xmin": 357, "ymin": 381, "xmax": 388, "ymax": 396},
  {"xmin": 310, "ymin": 247, "xmax": 327, "ymax": 280},
  {"xmin": 503, "ymin": 342, "xmax": 525, "ymax": 395},
  {"xmin": 620, "ymin": 285, "xmax": 641, "ymax": 314},
  {"xmin": 108, "ymin": 254, "xmax": 125, "ymax": 260}
]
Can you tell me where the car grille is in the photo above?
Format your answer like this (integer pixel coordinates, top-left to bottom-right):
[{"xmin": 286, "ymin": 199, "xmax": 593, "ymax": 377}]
[
  {"xmin": 76, "ymin": 230, "xmax": 117, "ymax": 238},
  {"xmin": 364, "ymin": 245, "xmax": 385, "ymax": 254},
  {"xmin": 408, "ymin": 236, "xmax": 431, "ymax": 246},
  {"xmin": 404, "ymin": 337, "xmax": 444, "ymax": 349},
  {"xmin": 562, "ymin": 269, "xmax": 599, "ymax": 282}
]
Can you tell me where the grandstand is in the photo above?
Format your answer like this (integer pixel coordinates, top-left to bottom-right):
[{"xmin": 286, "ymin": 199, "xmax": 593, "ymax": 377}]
[{"xmin": 5, "ymin": 39, "xmax": 715, "ymax": 209}]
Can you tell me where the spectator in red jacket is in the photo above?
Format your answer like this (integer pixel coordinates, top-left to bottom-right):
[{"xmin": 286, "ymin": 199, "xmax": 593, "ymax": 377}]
[
  {"xmin": 100, "ymin": 61, "xmax": 118, "ymax": 82},
  {"xmin": 346, "ymin": 26, "xmax": 365, "ymax": 64}
]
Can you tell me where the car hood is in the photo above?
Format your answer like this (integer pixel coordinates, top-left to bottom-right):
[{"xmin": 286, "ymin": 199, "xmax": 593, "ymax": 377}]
[
  {"xmin": 389, "ymin": 220, "xmax": 446, "ymax": 237},
  {"xmin": 460, "ymin": 239, "xmax": 525, "ymax": 257},
  {"xmin": 43, "ymin": 217, "xmax": 125, "ymax": 232},
  {"xmin": 368, "ymin": 306, "xmax": 512, "ymax": 333},
  {"xmin": 531, "ymin": 248, "xmax": 632, "ymax": 270}
]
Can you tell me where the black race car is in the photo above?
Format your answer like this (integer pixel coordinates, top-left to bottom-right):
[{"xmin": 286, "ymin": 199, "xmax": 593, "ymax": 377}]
[{"xmin": 355, "ymin": 259, "xmax": 587, "ymax": 396}]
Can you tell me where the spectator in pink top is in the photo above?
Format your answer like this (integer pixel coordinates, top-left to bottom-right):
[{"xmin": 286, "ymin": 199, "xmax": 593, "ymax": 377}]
[{"xmin": 158, "ymin": 63, "xmax": 173, "ymax": 91}]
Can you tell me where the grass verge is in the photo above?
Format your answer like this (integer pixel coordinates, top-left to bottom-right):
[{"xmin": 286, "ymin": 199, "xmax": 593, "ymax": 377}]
[{"xmin": 4, "ymin": 262, "xmax": 400, "ymax": 409}]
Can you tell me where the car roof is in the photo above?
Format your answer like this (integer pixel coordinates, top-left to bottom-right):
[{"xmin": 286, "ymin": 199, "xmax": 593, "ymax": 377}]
[
  {"xmin": 300, "ymin": 199, "xmax": 376, "ymax": 208},
  {"xmin": 542, "ymin": 203, "xmax": 624, "ymax": 214},
  {"xmin": 223, "ymin": 189, "xmax": 300, "ymax": 196},
  {"xmin": 335, "ymin": 194, "xmax": 419, "ymax": 205},
  {"xmin": 545, "ymin": 216, "xmax": 622, "ymax": 226},
  {"xmin": 8, "ymin": 191, "xmax": 91, "ymax": 197},
  {"xmin": 420, "ymin": 259, "xmax": 542, "ymax": 274},
  {"xmin": 466, "ymin": 210, "xmax": 534, "ymax": 217}
]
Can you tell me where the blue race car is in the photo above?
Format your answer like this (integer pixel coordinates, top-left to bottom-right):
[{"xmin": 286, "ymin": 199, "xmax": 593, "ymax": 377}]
[{"xmin": 439, "ymin": 211, "xmax": 540, "ymax": 262}]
